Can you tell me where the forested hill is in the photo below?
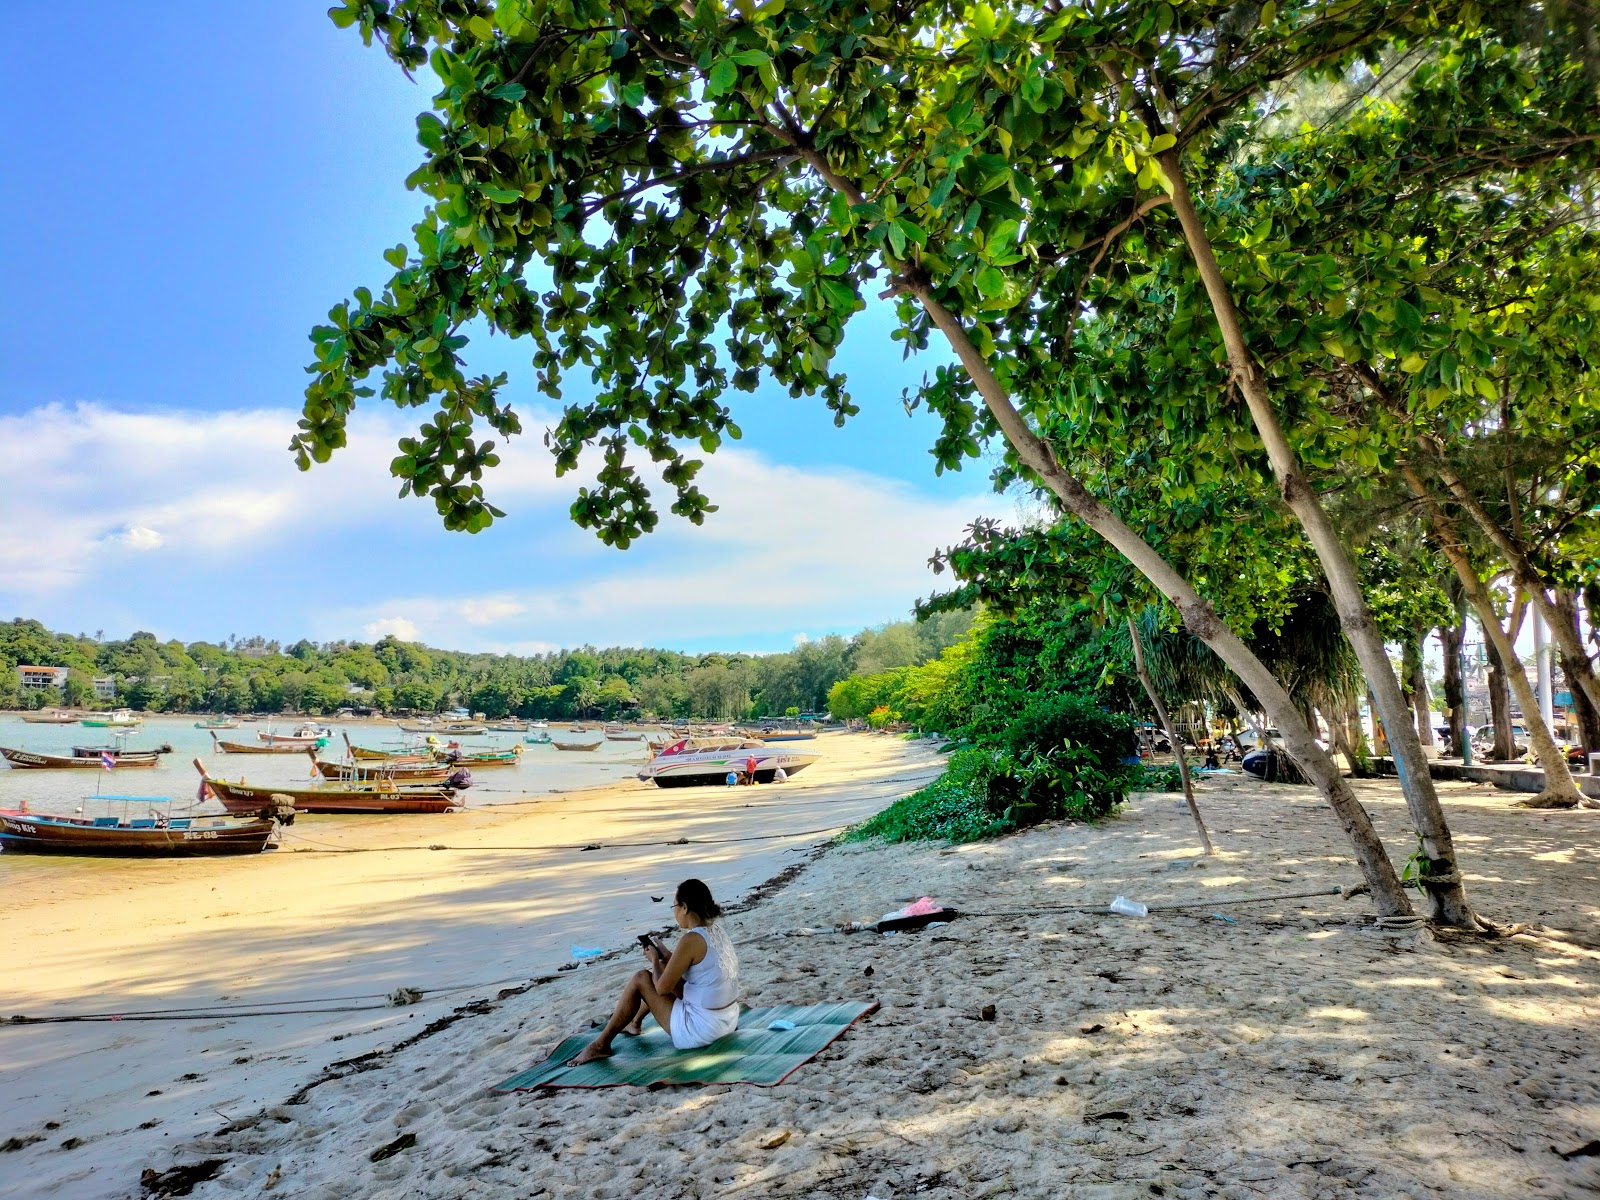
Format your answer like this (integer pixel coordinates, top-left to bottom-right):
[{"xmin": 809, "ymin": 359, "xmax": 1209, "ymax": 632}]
[{"xmin": 0, "ymin": 612, "xmax": 971, "ymax": 720}]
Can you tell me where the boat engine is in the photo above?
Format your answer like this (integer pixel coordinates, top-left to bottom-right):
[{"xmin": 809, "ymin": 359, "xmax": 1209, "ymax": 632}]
[{"xmin": 259, "ymin": 794, "xmax": 298, "ymax": 825}]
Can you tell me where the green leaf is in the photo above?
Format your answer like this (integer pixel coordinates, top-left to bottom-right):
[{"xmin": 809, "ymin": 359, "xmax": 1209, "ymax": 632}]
[
  {"xmin": 491, "ymin": 82, "xmax": 527, "ymax": 101},
  {"xmin": 820, "ymin": 277, "xmax": 857, "ymax": 310},
  {"xmin": 707, "ymin": 59, "xmax": 738, "ymax": 97},
  {"xmin": 975, "ymin": 265, "xmax": 1005, "ymax": 298}
]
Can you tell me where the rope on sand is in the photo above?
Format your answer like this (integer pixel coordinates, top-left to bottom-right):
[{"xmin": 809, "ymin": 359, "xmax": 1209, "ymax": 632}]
[
  {"xmin": 3, "ymin": 973, "xmax": 542, "ymax": 1026},
  {"xmin": 278, "ymin": 822, "xmax": 852, "ymax": 855}
]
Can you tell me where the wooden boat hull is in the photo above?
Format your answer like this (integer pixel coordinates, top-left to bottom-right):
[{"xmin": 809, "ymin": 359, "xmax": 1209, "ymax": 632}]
[
  {"xmin": 348, "ymin": 745, "xmax": 437, "ymax": 762},
  {"xmin": 553, "ymin": 740, "xmax": 602, "ymax": 751},
  {"xmin": 2, "ymin": 747, "xmax": 158, "ymax": 769},
  {"xmin": 316, "ymin": 760, "xmax": 451, "ymax": 783},
  {"xmin": 448, "ymin": 751, "xmax": 521, "ymax": 766},
  {"xmin": 211, "ymin": 737, "xmax": 308, "ymax": 754},
  {"xmin": 203, "ymin": 777, "xmax": 462, "ymax": 815},
  {"xmin": 20, "ymin": 713, "xmax": 79, "ymax": 724},
  {"xmin": 0, "ymin": 810, "xmax": 275, "ymax": 856}
]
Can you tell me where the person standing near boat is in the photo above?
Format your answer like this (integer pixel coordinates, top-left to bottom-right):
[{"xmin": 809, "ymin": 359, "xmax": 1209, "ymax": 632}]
[{"xmin": 570, "ymin": 879, "xmax": 739, "ymax": 1064}]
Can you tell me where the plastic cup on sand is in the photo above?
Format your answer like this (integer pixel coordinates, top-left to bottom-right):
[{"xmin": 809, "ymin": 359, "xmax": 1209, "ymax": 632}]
[{"xmin": 1108, "ymin": 896, "xmax": 1148, "ymax": 917}]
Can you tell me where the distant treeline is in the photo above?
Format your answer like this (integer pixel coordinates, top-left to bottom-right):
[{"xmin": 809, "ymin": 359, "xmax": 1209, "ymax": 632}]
[{"xmin": 0, "ymin": 612, "xmax": 972, "ymax": 720}]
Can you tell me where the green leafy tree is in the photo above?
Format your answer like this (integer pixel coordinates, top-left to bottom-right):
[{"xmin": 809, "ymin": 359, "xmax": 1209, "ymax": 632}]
[{"xmin": 301, "ymin": 0, "xmax": 1583, "ymax": 920}]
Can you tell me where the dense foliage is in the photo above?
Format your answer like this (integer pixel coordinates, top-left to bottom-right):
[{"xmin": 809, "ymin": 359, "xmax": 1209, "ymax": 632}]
[
  {"xmin": 0, "ymin": 611, "xmax": 969, "ymax": 718},
  {"xmin": 848, "ymin": 692, "xmax": 1139, "ymax": 844}
]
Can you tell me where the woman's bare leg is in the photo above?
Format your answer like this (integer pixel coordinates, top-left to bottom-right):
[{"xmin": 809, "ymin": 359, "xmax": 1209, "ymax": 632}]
[
  {"xmin": 622, "ymin": 999, "xmax": 649, "ymax": 1036},
  {"xmin": 571, "ymin": 970, "xmax": 674, "ymax": 1065}
]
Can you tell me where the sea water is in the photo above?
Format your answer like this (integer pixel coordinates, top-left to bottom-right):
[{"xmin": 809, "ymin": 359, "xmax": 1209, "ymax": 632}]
[{"xmin": 0, "ymin": 714, "xmax": 651, "ymax": 822}]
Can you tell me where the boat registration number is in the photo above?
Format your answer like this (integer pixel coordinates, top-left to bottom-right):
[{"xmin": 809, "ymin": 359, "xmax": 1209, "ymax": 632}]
[
  {"xmin": 182, "ymin": 830, "xmax": 220, "ymax": 840},
  {"xmin": 3, "ymin": 819, "xmax": 37, "ymax": 834}
]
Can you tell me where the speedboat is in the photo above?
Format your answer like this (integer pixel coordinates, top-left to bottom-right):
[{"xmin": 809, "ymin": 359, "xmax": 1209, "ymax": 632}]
[
  {"xmin": 80, "ymin": 709, "xmax": 141, "ymax": 728},
  {"xmin": 637, "ymin": 738, "xmax": 820, "ymax": 787}
]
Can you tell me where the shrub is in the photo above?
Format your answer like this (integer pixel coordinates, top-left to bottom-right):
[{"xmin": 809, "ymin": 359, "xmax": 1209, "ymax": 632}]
[
  {"xmin": 845, "ymin": 748, "xmax": 1012, "ymax": 844},
  {"xmin": 849, "ymin": 693, "xmax": 1142, "ymax": 844},
  {"xmin": 1135, "ymin": 763, "xmax": 1183, "ymax": 793}
]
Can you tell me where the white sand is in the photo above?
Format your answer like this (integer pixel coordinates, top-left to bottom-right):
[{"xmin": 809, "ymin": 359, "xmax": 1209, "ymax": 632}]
[
  {"xmin": 134, "ymin": 769, "xmax": 1600, "ymax": 1200},
  {"xmin": 0, "ymin": 732, "xmax": 941, "ymax": 1200}
]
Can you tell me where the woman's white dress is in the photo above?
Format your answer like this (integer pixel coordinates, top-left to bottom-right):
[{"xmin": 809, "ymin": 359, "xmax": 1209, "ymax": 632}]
[{"xmin": 669, "ymin": 923, "xmax": 740, "ymax": 1049}]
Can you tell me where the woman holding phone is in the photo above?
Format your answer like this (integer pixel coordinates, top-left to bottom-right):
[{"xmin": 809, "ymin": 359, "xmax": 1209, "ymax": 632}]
[{"xmin": 571, "ymin": 878, "xmax": 740, "ymax": 1064}]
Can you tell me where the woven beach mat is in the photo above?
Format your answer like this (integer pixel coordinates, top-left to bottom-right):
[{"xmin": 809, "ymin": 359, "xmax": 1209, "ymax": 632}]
[{"xmin": 490, "ymin": 1000, "xmax": 879, "ymax": 1092}]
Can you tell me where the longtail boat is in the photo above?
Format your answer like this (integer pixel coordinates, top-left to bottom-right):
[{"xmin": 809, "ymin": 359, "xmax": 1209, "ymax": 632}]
[
  {"xmin": 210, "ymin": 732, "xmax": 309, "ymax": 755},
  {"xmin": 72, "ymin": 741, "xmax": 173, "ymax": 761},
  {"xmin": 81, "ymin": 709, "xmax": 141, "ymax": 728},
  {"xmin": 552, "ymin": 739, "xmax": 602, "ymax": 752},
  {"xmin": 315, "ymin": 758, "xmax": 452, "ymax": 783},
  {"xmin": 194, "ymin": 759, "xmax": 465, "ymax": 814},
  {"xmin": 0, "ymin": 806, "xmax": 279, "ymax": 857},
  {"xmin": 443, "ymin": 744, "xmax": 522, "ymax": 766},
  {"xmin": 194, "ymin": 716, "xmax": 241, "ymax": 729},
  {"xmin": 256, "ymin": 729, "xmax": 326, "ymax": 748},
  {"xmin": 347, "ymin": 745, "xmax": 437, "ymax": 762},
  {"xmin": 2, "ymin": 746, "xmax": 160, "ymax": 770},
  {"xmin": 20, "ymin": 711, "xmax": 79, "ymax": 724},
  {"xmin": 342, "ymin": 732, "xmax": 439, "ymax": 762}
]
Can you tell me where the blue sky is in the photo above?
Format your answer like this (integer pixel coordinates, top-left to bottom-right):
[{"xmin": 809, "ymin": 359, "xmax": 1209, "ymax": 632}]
[{"xmin": 0, "ymin": 3, "xmax": 996, "ymax": 654}]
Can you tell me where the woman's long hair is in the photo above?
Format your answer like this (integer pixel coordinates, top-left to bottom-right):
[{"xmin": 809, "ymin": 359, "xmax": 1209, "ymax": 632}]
[{"xmin": 676, "ymin": 878, "xmax": 722, "ymax": 922}]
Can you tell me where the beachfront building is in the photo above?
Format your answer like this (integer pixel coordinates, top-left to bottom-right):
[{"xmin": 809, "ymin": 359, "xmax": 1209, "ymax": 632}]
[
  {"xmin": 16, "ymin": 665, "xmax": 69, "ymax": 691},
  {"xmin": 92, "ymin": 677, "xmax": 117, "ymax": 700}
]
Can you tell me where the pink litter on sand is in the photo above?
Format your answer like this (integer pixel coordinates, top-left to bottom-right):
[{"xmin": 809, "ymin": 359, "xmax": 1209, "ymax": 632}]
[{"xmin": 883, "ymin": 897, "xmax": 941, "ymax": 920}]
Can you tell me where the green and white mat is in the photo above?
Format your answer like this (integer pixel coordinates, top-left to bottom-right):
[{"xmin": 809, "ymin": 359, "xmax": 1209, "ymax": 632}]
[{"xmin": 490, "ymin": 1001, "xmax": 879, "ymax": 1092}]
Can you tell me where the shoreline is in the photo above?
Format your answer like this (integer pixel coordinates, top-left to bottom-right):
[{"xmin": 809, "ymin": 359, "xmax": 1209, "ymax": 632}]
[
  {"xmin": 145, "ymin": 771, "xmax": 1600, "ymax": 1200},
  {"xmin": 0, "ymin": 734, "xmax": 943, "ymax": 1200}
]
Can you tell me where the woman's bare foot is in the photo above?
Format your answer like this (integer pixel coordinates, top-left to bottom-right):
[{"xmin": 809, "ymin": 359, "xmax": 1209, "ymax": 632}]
[
  {"xmin": 621, "ymin": 1018, "xmax": 644, "ymax": 1036},
  {"xmin": 569, "ymin": 1040, "xmax": 614, "ymax": 1066}
]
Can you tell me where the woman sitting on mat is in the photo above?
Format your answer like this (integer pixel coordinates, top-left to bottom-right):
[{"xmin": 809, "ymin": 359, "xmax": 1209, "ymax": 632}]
[{"xmin": 571, "ymin": 878, "xmax": 740, "ymax": 1064}]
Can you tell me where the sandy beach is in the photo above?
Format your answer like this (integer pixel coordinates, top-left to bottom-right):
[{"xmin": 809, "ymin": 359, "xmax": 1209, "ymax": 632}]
[
  {"xmin": 7, "ymin": 747, "xmax": 1600, "ymax": 1199},
  {"xmin": 0, "ymin": 732, "xmax": 942, "ymax": 1200}
]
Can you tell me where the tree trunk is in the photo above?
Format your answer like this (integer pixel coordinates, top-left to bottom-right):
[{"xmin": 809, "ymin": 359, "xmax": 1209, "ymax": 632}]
[
  {"xmin": 1322, "ymin": 705, "xmax": 1353, "ymax": 776},
  {"xmin": 1128, "ymin": 617, "xmax": 1213, "ymax": 855},
  {"xmin": 1406, "ymin": 468, "xmax": 1588, "ymax": 807},
  {"xmin": 1554, "ymin": 588, "xmax": 1600, "ymax": 766},
  {"xmin": 1483, "ymin": 622, "xmax": 1517, "ymax": 761},
  {"xmin": 1427, "ymin": 456, "xmax": 1600, "ymax": 719},
  {"xmin": 784, "ymin": 138, "xmax": 1414, "ymax": 919},
  {"xmin": 899, "ymin": 280, "xmax": 1413, "ymax": 918},
  {"xmin": 1161, "ymin": 150, "xmax": 1474, "ymax": 928},
  {"xmin": 1439, "ymin": 605, "xmax": 1467, "ymax": 764},
  {"xmin": 1411, "ymin": 625, "xmax": 1435, "ymax": 749},
  {"xmin": 1567, "ymin": 663, "xmax": 1600, "ymax": 769},
  {"xmin": 1344, "ymin": 697, "xmax": 1375, "ymax": 777}
]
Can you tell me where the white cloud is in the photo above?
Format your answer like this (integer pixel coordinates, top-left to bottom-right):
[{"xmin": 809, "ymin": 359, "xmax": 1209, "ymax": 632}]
[
  {"xmin": 114, "ymin": 525, "xmax": 165, "ymax": 551},
  {"xmin": 458, "ymin": 598, "xmax": 526, "ymax": 626},
  {"xmin": 0, "ymin": 401, "xmax": 570, "ymax": 596},
  {"xmin": 363, "ymin": 617, "xmax": 420, "ymax": 642},
  {"xmin": 0, "ymin": 401, "xmax": 993, "ymax": 652},
  {"xmin": 334, "ymin": 451, "xmax": 992, "ymax": 649}
]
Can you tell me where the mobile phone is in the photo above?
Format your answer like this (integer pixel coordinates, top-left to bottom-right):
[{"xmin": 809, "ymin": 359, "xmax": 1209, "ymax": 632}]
[{"xmin": 637, "ymin": 933, "xmax": 658, "ymax": 950}]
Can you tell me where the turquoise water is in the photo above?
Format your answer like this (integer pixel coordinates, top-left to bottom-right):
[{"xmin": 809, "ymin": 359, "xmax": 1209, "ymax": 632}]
[{"xmin": 0, "ymin": 714, "xmax": 653, "ymax": 821}]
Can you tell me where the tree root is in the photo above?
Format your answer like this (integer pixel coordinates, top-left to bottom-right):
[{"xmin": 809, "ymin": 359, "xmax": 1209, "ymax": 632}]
[{"xmin": 1516, "ymin": 789, "xmax": 1581, "ymax": 809}]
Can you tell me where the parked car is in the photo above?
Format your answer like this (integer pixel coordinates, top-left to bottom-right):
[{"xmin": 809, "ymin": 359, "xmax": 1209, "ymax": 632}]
[{"xmin": 1472, "ymin": 723, "xmax": 1527, "ymax": 756}]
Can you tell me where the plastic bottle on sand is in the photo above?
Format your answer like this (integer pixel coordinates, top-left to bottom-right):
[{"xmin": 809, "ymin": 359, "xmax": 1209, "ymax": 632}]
[{"xmin": 1108, "ymin": 896, "xmax": 1148, "ymax": 917}]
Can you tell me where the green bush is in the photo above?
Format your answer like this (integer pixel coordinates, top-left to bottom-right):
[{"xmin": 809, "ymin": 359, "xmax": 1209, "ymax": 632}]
[
  {"xmin": 1135, "ymin": 762, "xmax": 1183, "ymax": 793},
  {"xmin": 849, "ymin": 694, "xmax": 1142, "ymax": 844},
  {"xmin": 845, "ymin": 748, "xmax": 1013, "ymax": 844}
]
